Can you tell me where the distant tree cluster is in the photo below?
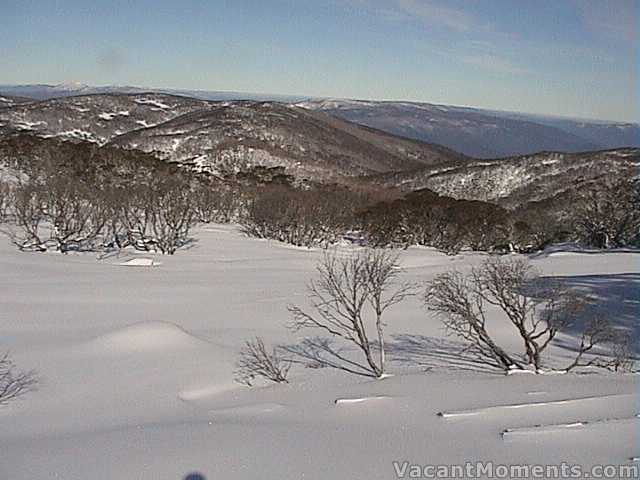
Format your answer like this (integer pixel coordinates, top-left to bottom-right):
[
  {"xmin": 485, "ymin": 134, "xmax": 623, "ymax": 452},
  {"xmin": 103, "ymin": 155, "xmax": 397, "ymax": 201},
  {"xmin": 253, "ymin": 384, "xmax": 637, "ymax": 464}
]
[
  {"xmin": 239, "ymin": 175, "xmax": 639, "ymax": 253},
  {"xmin": 1, "ymin": 134, "xmax": 636, "ymax": 256},
  {"xmin": 570, "ymin": 175, "xmax": 640, "ymax": 249},
  {"xmin": 239, "ymin": 183, "xmax": 377, "ymax": 248},
  {"xmin": 0, "ymin": 136, "xmax": 240, "ymax": 254},
  {"xmin": 359, "ymin": 189, "xmax": 514, "ymax": 254}
]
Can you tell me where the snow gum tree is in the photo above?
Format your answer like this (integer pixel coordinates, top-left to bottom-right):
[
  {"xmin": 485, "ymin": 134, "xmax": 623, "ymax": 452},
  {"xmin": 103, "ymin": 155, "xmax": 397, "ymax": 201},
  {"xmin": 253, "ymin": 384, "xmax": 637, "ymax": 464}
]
[
  {"xmin": 287, "ymin": 249, "xmax": 413, "ymax": 378},
  {"xmin": 425, "ymin": 257, "xmax": 626, "ymax": 373}
]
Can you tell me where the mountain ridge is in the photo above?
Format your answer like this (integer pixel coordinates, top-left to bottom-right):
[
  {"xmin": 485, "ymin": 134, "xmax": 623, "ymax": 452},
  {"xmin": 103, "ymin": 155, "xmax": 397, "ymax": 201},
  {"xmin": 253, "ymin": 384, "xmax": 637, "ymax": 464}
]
[{"xmin": 0, "ymin": 94, "xmax": 467, "ymax": 181}]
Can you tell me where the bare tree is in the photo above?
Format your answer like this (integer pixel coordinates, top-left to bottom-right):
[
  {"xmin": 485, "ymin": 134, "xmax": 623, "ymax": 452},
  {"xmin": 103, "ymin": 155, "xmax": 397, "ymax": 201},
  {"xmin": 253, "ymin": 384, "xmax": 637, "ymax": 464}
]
[
  {"xmin": 240, "ymin": 185, "xmax": 359, "ymax": 248},
  {"xmin": 426, "ymin": 257, "xmax": 625, "ymax": 373},
  {"xmin": 288, "ymin": 249, "xmax": 413, "ymax": 378},
  {"xmin": 425, "ymin": 269, "xmax": 522, "ymax": 372},
  {"xmin": 192, "ymin": 182, "xmax": 243, "ymax": 224},
  {"xmin": 149, "ymin": 184, "xmax": 196, "ymax": 255},
  {"xmin": 43, "ymin": 179, "xmax": 109, "ymax": 253},
  {"xmin": 4, "ymin": 183, "xmax": 47, "ymax": 251},
  {"xmin": 0, "ymin": 352, "xmax": 37, "ymax": 406},
  {"xmin": 234, "ymin": 337, "xmax": 291, "ymax": 386},
  {"xmin": 470, "ymin": 258, "xmax": 584, "ymax": 371},
  {"xmin": 0, "ymin": 182, "xmax": 14, "ymax": 223}
]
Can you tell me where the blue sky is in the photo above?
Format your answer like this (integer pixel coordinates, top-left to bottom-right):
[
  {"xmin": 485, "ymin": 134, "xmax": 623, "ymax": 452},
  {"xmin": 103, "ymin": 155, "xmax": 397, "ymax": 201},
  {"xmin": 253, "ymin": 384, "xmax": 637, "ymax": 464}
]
[{"xmin": 1, "ymin": 0, "xmax": 637, "ymax": 121}]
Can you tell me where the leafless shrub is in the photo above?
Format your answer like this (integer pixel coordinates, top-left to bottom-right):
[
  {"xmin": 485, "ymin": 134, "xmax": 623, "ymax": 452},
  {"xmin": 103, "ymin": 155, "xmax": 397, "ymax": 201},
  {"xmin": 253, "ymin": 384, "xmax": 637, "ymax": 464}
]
[
  {"xmin": 426, "ymin": 257, "xmax": 626, "ymax": 373},
  {"xmin": 42, "ymin": 179, "xmax": 110, "ymax": 252},
  {"xmin": 234, "ymin": 337, "xmax": 291, "ymax": 386},
  {"xmin": 192, "ymin": 182, "xmax": 243, "ymax": 224},
  {"xmin": 0, "ymin": 352, "xmax": 38, "ymax": 406},
  {"xmin": 473, "ymin": 258, "xmax": 585, "ymax": 371},
  {"xmin": 510, "ymin": 205, "xmax": 563, "ymax": 253},
  {"xmin": 359, "ymin": 190, "xmax": 510, "ymax": 254},
  {"xmin": 425, "ymin": 269, "xmax": 522, "ymax": 372},
  {"xmin": 148, "ymin": 181, "xmax": 197, "ymax": 255},
  {"xmin": 563, "ymin": 319, "xmax": 636, "ymax": 373},
  {"xmin": 0, "ymin": 182, "xmax": 14, "ymax": 223},
  {"xmin": 240, "ymin": 185, "xmax": 361, "ymax": 247},
  {"xmin": 608, "ymin": 334, "xmax": 636, "ymax": 372},
  {"xmin": 4, "ymin": 183, "xmax": 47, "ymax": 251},
  {"xmin": 287, "ymin": 249, "xmax": 413, "ymax": 377}
]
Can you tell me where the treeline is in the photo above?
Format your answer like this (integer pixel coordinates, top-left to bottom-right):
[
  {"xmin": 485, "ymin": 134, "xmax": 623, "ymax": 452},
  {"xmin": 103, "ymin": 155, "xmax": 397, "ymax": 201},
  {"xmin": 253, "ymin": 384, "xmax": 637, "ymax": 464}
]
[
  {"xmin": 0, "ymin": 134, "xmax": 638, "ymax": 255},
  {"xmin": 240, "ymin": 174, "xmax": 639, "ymax": 253}
]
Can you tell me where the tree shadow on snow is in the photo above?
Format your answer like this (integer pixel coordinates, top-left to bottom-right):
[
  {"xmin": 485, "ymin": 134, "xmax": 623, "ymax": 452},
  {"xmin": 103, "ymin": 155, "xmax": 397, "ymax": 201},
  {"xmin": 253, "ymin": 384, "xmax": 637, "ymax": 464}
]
[
  {"xmin": 386, "ymin": 334, "xmax": 505, "ymax": 373},
  {"xmin": 548, "ymin": 273, "xmax": 640, "ymax": 355}
]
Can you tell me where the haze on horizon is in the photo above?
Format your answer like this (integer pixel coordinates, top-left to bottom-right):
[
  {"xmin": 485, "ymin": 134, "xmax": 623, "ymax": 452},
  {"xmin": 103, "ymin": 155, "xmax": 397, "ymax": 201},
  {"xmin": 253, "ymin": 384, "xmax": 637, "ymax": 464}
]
[{"xmin": 2, "ymin": 0, "xmax": 638, "ymax": 122}]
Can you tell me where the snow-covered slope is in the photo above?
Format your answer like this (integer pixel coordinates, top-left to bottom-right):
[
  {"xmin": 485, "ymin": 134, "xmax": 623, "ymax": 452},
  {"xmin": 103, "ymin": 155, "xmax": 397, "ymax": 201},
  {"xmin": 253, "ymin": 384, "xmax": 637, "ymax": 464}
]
[
  {"xmin": 375, "ymin": 148, "xmax": 640, "ymax": 206},
  {"xmin": 0, "ymin": 95, "xmax": 33, "ymax": 109},
  {"xmin": 108, "ymin": 101, "xmax": 467, "ymax": 178},
  {"xmin": 0, "ymin": 94, "xmax": 468, "ymax": 181},
  {"xmin": 0, "ymin": 226, "xmax": 638, "ymax": 479},
  {"xmin": 0, "ymin": 93, "xmax": 213, "ymax": 144}
]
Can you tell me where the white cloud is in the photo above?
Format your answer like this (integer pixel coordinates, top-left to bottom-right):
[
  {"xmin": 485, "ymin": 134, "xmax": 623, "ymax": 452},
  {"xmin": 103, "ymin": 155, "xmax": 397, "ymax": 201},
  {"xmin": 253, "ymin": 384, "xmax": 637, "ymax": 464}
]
[
  {"xmin": 339, "ymin": 0, "xmax": 475, "ymax": 32},
  {"xmin": 392, "ymin": 0, "xmax": 473, "ymax": 32}
]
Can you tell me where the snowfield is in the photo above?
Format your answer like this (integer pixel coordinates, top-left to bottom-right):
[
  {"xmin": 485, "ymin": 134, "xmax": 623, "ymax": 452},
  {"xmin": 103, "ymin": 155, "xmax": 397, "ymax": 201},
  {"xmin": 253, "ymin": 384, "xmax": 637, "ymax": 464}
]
[{"xmin": 0, "ymin": 225, "xmax": 637, "ymax": 479}]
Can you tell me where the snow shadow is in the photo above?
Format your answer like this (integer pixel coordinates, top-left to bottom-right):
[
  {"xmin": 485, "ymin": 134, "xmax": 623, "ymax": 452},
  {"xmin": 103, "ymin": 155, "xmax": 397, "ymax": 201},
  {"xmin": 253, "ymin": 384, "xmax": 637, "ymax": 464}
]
[
  {"xmin": 387, "ymin": 334, "xmax": 504, "ymax": 373},
  {"xmin": 549, "ymin": 273, "xmax": 640, "ymax": 354}
]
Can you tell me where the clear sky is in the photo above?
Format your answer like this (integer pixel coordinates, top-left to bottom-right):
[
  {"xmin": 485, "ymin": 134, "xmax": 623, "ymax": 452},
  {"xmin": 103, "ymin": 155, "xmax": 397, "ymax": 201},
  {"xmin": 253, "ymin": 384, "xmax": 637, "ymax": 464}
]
[{"xmin": 1, "ymin": 0, "xmax": 638, "ymax": 122}]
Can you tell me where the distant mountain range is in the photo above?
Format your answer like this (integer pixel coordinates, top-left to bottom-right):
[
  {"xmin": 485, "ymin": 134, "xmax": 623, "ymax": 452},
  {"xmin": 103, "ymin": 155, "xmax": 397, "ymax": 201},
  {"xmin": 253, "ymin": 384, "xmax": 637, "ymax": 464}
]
[
  {"xmin": 298, "ymin": 99, "xmax": 639, "ymax": 158},
  {"xmin": 0, "ymin": 87, "xmax": 637, "ymax": 209},
  {"xmin": 1, "ymin": 84, "xmax": 637, "ymax": 158},
  {"xmin": 0, "ymin": 83, "xmax": 308, "ymax": 103},
  {"xmin": 0, "ymin": 93, "xmax": 465, "ymax": 180}
]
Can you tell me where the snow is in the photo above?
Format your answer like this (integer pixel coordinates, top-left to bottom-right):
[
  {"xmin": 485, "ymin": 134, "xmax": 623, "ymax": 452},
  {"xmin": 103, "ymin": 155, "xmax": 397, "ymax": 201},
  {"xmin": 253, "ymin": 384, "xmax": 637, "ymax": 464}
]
[
  {"xmin": 14, "ymin": 120, "xmax": 46, "ymax": 130},
  {"xmin": 118, "ymin": 257, "xmax": 159, "ymax": 267},
  {"xmin": 437, "ymin": 393, "xmax": 633, "ymax": 418},
  {"xmin": 502, "ymin": 414, "xmax": 639, "ymax": 438},
  {"xmin": 0, "ymin": 225, "xmax": 638, "ymax": 479},
  {"xmin": 135, "ymin": 119, "xmax": 155, "ymax": 128},
  {"xmin": 98, "ymin": 110, "xmax": 131, "ymax": 121},
  {"xmin": 56, "ymin": 129, "xmax": 96, "ymax": 141},
  {"xmin": 86, "ymin": 321, "xmax": 208, "ymax": 354},
  {"xmin": 335, "ymin": 395, "xmax": 391, "ymax": 405},
  {"xmin": 134, "ymin": 98, "xmax": 171, "ymax": 109}
]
